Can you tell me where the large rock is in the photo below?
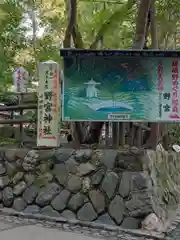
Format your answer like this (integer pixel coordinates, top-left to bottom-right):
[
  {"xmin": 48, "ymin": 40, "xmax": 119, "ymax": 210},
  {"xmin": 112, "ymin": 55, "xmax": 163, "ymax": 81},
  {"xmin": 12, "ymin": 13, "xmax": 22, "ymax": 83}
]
[
  {"xmin": 141, "ymin": 213, "xmax": 163, "ymax": 232},
  {"xmin": 41, "ymin": 206, "xmax": 61, "ymax": 218},
  {"xmin": 83, "ymin": 150, "xmax": 93, "ymax": 160},
  {"xmin": 23, "ymin": 185, "xmax": 39, "ymax": 204},
  {"xmin": 22, "ymin": 150, "xmax": 39, "ymax": 171},
  {"xmin": 119, "ymin": 172, "xmax": 148, "ymax": 198},
  {"xmin": 53, "ymin": 149, "xmax": 74, "ymax": 163},
  {"xmin": 24, "ymin": 173, "xmax": 35, "ymax": 185},
  {"xmin": 74, "ymin": 150, "xmax": 85, "ymax": 163},
  {"xmin": 119, "ymin": 172, "xmax": 132, "ymax": 198},
  {"xmin": 125, "ymin": 191, "xmax": 152, "ymax": 217},
  {"xmin": 12, "ymin": 172, "xmax": 24, "ymax": 185},
  {"xmin": 2, "ymin": 187, "xmax": 14, "ymax": 207},
  {"xmin": 0, "ymin": 176, "xmax": 10, "ymax": 189},
  {"xmin": 108, "ymin": 195, "xmax": 124, "ymax": 225},
  {"xmin": 101, "ymin": 172, "xmax": 119, "ymax": 199},
  {"xmin": 51, "ymin": 189, "xmax": 71, "ymax": 211},
  {"xmin": 4, "ymin": 149, "xmax": 16, "ymax": 162},
  {"xmin": 16, "ymin": 158, "xmax": 23, "ymax": 168},
  {"xmin": 130, "ymin": 146, "xmax": 142, "ymax": 155},
  {"xmin": 53, "ymin": 164, "xmax": 68, "ymax": 186},
  {"xmin": 0, "ymin": 151, "xmax": 5, "ymax": 162},
  {"xmin": 121, "ymin": 217, "xmax": 141, "ymax": 229},
  {"xmin": 96, "ymin": 213, "xmax": 116, "ymax": 225},
  {"xmin": 38, "ymin": 162, "xmax": 53, "ymax": 173},
  {"xmin": 74, "ymin": 150, "xmax": 93, "ymax": 163},
  {"xmin": 0, "ymin": 164, "xmax": 6, "ymax": 176},
  {"xmin": 77, "ymin": 163, "xmax": 95, "ymax": 177},
  {"xmin": 89, "ymin": 189, "xmax": 105, "ymax": 214},
  {"xmin": 131, "ymin": 172, "xmax": 148, "ymax": 191},
  {"xmin": 39, "ymin": 150, "xmax": 54, "ymax": 161},
  {"xmin": 100, "ymin": 150, "xmax": 117, "ymax": 169},
  {"xmin": 36, "ymin": 172, "xmax": 53, "ymax": 186},
  {"xmin": 13, "ymin": 181, "xmax": 26, "ymax": 196},
  {"xmin": 5, "ymin": 162, "xmax": 17, "ymax": 176},
  {"xmin": 77, "ymin": 203, "xmax": 97, "ymax": 221},
  {"xmin": 24, "ymin": 205, "xmax": 40, "ymax": 214},
  {"xmin": 13, "ymin": 198, "xmax": 27, "ymax": 211},
  {"xmin": 65, "ymin": 158, "xmax": 78, "ymax": 174},
  {"xmin": 37, "ymin": 149, "xmax": 53, "ymax": 160},
  {"xmin": 15, "ymin": 149, "xmax": 29, "ymax": 160},
  {"xmin": 67, "ymin": 175, "xmax": 82, "ymax": 193},
  {"xmin": 61, "ymin": 210, "xmax": 76, "ymax": 219},
  {"xmin": 22, "ymin": 161, "xmax": 34, "ymax": 172},
  {"xmin": 36, "ymin": 183, "xmax": 61, "ymax": 206},
  {"xmin": 68, "ymin": 193, "xmax": 86, "ymax": 211},
  {"xmin": 117, "ymin": 153, "xmax": 142, "ymax": 171},
  {"xmin": 91, "ymin": 168, "xmax": 105, "ymax": 186}
]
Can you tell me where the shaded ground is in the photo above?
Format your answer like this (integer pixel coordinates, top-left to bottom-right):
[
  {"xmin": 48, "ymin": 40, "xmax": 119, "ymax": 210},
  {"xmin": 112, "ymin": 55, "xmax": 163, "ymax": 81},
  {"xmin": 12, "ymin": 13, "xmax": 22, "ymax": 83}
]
[
  {"xmin": 0, "ymin": 225, "xmax": 103, "ymax": 240},
  {"xmin": 0, "ymin": 212, "xmax": 165, "ymax": 240}
]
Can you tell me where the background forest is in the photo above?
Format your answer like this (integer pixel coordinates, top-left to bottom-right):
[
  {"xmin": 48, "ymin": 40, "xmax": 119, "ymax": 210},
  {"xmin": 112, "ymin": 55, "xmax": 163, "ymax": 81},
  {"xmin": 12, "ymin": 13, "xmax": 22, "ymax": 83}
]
[
  {"xmin": 0, "ymin": 0, "xmax": 179, "ymax": 90},
  {"xmin": 0, "ymin": 0, "xmax": 180, "ymax": 145}
]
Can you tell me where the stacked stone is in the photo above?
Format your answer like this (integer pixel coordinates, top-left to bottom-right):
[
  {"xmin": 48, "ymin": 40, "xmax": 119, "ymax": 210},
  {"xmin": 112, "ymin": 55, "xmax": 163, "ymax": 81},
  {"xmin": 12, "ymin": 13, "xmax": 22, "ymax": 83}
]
[{"xmin": 0, "ymin": 148, "xmax": 152, "ymax": 230}]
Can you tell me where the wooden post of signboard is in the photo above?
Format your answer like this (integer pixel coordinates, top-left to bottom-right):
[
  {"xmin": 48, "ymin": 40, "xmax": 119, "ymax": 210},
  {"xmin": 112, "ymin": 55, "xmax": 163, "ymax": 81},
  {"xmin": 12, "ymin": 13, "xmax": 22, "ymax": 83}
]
[
  {"xmin": 136, "ymin": 126, "xmax": 142, "ymax": 147},
  {"xmin": 119, "ymin": 122, "xmax": 125, "ymax": 146},
  {"xmin": 105, "ymin": 122, "xmax": 109, "ymax": 146},
  {"xmin": 148, "ymin": 123, "xmax": 159, "ymax": 149},
  {"xmin": 112, "ymin": 122, "xmax": 119, "ymax": 148}
]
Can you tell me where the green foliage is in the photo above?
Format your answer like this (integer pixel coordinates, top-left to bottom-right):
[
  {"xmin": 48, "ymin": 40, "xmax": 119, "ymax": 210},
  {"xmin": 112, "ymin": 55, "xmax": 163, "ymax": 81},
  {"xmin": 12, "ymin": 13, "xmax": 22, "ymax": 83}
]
[
  {"xmin": 0, "ymin": 0, "xmax": 179, "ymax": 93},
  {"xmin": 168, "ymin": 125, "xmax": 180, "ymax": 145},
  {"xmin": 0, "ymin": 1, "xmax": 25, "ymax": 88},
  {"xmin": 0, "ymin": 136, "xmax": 20, "ymax": 146}
]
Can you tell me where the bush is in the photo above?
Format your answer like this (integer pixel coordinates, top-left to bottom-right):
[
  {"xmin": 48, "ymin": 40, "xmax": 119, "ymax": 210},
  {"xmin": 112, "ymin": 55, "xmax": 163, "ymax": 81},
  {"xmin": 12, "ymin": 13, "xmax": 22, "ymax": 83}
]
[{"xmin": 168, "ymin": 124, "xmax": 180, "ymax": 145}]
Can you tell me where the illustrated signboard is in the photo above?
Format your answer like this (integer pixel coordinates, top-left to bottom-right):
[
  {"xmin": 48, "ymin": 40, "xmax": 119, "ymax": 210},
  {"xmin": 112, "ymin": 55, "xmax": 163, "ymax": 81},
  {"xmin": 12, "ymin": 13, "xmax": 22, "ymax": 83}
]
[
  {"xmin": 37, "ymin": 60, "xmax": 60, "ymax": 147},
  {"xmin": 60, "ymin": 49, "xmax": 180, "ymax": 122}
]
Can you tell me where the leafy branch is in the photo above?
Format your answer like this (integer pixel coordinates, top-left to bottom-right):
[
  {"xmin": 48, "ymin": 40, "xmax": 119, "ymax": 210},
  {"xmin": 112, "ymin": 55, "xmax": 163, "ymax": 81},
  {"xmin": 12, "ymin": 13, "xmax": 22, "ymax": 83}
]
[{"xmin": 90, "ymin": 0, "xmax": 136, "ymax": 49}]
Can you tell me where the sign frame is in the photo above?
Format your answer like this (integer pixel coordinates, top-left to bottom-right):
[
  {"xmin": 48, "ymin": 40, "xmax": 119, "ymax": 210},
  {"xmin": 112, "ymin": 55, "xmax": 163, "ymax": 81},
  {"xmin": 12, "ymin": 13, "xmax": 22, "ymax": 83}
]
[
  {"xmin": 37, "ymin": 60, "xmax": 61, "ymax": 147},
  {"xmin": 60, "ymin": 49, "xmax": 180, "ymax": 122}
]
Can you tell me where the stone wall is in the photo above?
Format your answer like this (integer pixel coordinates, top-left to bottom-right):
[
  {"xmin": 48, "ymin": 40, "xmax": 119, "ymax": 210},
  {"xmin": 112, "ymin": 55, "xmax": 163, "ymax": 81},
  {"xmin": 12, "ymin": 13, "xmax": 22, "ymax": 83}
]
[
  {"xmin": 0, "ymin": 148, "xmax": 178, "ymax": 231},
  {"xmin": 143, "ymin": 150, "xmax": 180, "ymax": 226}
]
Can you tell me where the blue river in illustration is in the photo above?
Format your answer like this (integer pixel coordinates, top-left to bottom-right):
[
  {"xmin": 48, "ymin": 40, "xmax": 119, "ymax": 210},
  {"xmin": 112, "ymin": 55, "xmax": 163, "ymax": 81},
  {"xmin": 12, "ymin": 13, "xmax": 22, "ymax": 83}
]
[{"xmin": 96, "ymin": 107, "xmax": 131, "ymax": 112}]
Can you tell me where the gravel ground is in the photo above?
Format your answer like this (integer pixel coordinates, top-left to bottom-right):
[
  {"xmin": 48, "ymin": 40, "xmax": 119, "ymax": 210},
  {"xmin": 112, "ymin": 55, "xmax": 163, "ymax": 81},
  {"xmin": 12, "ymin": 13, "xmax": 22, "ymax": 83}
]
[{"xmin": 0, "ymin": 208, "xmax": 166, "ymax": 240}]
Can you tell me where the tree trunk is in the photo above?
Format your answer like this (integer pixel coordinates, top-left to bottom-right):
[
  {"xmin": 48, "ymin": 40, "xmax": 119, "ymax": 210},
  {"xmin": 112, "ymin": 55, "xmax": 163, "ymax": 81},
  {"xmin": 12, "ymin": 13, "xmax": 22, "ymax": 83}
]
[
  {"xmin": 63, "ymin": 0, "xmax": 76, "ymax": 48},
  {"xmin": 150, "ymin": 0, "xmax": 158, "ymax": 49},
  {"xmin": 63, "ymin": 0, "xmax": 157, "ymax": 146},
  {"xmin": 131, "ymin": 0, "xmax": 152, "ymax": 147},
  {"xmin": 63, "ymin": 0, "xmax": 82, "ymax": 145},
  {"xmin": 147, "ymin": 0, "xmax": 160, "ymax": 149},
  {"xmin": 63, "ymin": 0, "xmax": 104, "ymax": 145},
  {"xmin": 133, "ymin": 0, "xmax": 152, "ymax": 49}
]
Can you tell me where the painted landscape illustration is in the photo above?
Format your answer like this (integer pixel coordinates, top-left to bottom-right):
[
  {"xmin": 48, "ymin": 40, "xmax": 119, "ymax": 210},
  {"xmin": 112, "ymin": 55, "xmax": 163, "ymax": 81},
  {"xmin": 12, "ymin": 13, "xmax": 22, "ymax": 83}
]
[{"xmin": 62, "ymin": 57, "xmax": 159, "ymax": 121}]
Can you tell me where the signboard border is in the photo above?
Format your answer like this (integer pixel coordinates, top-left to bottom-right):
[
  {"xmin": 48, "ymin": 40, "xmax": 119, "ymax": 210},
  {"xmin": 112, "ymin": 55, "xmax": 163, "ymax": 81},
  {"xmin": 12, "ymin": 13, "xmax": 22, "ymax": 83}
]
[
  {"xmin": 60, "ymin": 49, "xmax": 180, "ymax": 58},
  {"xmin": 60, "ymin": 49, "xmax": 180, "ymax": 122}
]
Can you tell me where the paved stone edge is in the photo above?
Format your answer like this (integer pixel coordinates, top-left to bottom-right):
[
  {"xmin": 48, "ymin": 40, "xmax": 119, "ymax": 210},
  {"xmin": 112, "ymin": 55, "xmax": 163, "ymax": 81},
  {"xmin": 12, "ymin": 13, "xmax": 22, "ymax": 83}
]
[{"xmin": 0, "ymin": 208, "xmax": 166, "ymax": 239}]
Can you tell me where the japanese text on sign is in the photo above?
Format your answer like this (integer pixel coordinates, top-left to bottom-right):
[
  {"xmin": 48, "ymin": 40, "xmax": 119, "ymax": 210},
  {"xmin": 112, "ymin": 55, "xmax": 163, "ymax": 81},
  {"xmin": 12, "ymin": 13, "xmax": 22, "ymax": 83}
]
[
  {"xmin": 37, "ymin": 61, "xmax": 60, "ymax": 147},
  {"xmin": 158, "ymin": 61, "xmax": 163, "ymax": 91},
  {"xmin": 172, "ymin": 60, "xmax": 179, "ymax": 114},
  {"xmin": 163, "ymin": 92, "xmax": 171, "ymax": 113},
  {"xmin": 12, "ymin": 67, "xmax": 29, "ymax": 92}
]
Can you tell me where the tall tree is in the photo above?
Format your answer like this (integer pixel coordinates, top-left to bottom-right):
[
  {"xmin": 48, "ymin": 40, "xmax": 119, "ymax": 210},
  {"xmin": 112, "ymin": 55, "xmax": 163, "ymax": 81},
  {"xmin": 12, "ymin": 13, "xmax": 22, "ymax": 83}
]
[
  {"xmin": 1, "ymin": 0, "xmax": 180, "ymax": 145},
  {"xmin": 0, "ymin": 0, "xmax": 25, "ymax": 90}
]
